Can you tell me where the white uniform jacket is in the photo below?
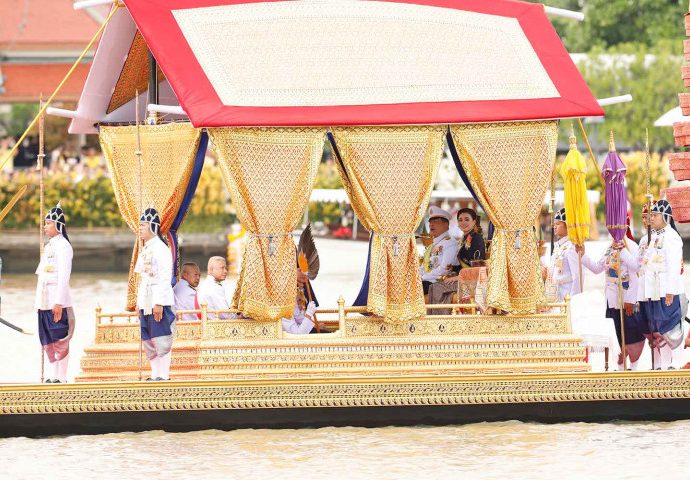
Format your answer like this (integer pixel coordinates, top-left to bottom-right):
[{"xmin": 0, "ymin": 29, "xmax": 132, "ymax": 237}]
[
  {"xmin": 581, "ymin": 240, "xmax": 639, "ymax": 309},
  {"xmin": 640, "ymin": 226, "xmax": 684, "ymax": 300},
  {"xmin": 197, "ymin": 276, "xmax": 233, "ymax": 319},
  {"xmin": 546, "ymin": 237, "xmax": 581, "ymax": 301},
  {"xmin": 34, "ymin": 234, "xmax": 73, "ymax": 310},
  {"xmin": 134, "ymin": 236, "xmax": 175, "ymax": 314},
  {"xmin": 420, "ymin": 233, "xmax": 458, "ymax": 283},
  {"xmin": 281, "ymin": 304, "xmax": 315, "ymax": 335},
  {"xmin": 173, "ymin": 279, "xmax": 199, "ymax": 321}
]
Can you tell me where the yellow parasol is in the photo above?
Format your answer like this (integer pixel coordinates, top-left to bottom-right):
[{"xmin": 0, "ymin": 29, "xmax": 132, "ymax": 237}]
[{"xmin": 559, "ymin": 124, "xmax": 590, "ymax": 291}]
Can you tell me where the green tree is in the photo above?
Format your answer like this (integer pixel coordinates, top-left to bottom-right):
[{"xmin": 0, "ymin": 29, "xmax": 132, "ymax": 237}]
[
  {"xmin": 577, "ymin": 40, "xmax": 683, "ymax": 150},
  {"xmin": 525, "ymin": 0, "xmax": 686, "ymax": 51}
]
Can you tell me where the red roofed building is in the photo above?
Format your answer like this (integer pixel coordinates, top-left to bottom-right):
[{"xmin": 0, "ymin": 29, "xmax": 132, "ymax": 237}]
[{"xmin": 0, "ymin": 0, "xmax": 105, "ymax": 103}]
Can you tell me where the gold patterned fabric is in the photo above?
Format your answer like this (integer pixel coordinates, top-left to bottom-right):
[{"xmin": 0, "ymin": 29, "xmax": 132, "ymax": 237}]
[
  {"xmin": 450, "ymin": 121, "xmax": 558, "ymax": 314},
  {"xmin": 100, "ymin": 123, "xmax": 203, "ymax": 310},
  {"xmin": 331, "ymin": 126, "xmax": 445, "ymax": 322},
  {"xmin": 209, "ymin": 127, "xmax": 326, "ymax": 321}
]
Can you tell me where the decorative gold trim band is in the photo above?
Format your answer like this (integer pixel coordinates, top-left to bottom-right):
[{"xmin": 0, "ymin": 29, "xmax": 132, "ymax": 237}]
[{"xmin": 3, "ymin": 372, "xmax": 690, "ymax": 416}]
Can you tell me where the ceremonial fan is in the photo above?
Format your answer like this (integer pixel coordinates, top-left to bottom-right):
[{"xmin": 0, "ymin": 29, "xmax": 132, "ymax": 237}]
[{"xmin": 297, "ymin": 223, "xmax": 320, "ymax": 331}]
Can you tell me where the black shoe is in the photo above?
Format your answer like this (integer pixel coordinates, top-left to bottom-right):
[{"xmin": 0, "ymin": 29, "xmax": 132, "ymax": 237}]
[
  {"xmin": 44, "ymin": 379, "xmax": 53, "ymax": 383},
  {"xmin": 53, "ymin": 380, "xmax": 61, "ymax": 383},
  {"xmin": 155, "ymin": 377, "xmax": 167, "ymax": 381},
  {"xmin": 145, "ymin": 377, "xmax": 155, "ymax": 381},
  {"xmin": 668, "ymin": 366, "xmax": 677, "ymax": 370}
]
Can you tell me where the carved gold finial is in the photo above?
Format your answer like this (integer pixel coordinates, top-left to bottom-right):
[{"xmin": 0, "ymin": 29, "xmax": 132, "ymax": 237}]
[
  {"xmin": 609, "ymin": 130, "xmax": 616, "ymax": 152},
  {"xmin": 569, "ymin": 123, "xmax": 577, "ymax": 150}
]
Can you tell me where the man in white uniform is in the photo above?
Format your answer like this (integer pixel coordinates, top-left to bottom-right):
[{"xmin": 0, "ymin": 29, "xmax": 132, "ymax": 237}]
[
  {"xmin": 36, "ymin": 202, "xmax": 74, "ymax": 383},
  {"xmin": 545, "ymin": 208, "xmax": 581, "ymax": 302},
  {"xmin": 581, "ymin": 220, "xmax": 645, "ymax": 370},
  {"xmin": 135, "ymin": 207, "xmax": 176, "ymax": 381},
  {"xmin": 173, "ymin": 262, "xmax": 201, "ymax": 321},
  {"xmin": 420, "ymin": 206, "xmax": 458, "ymax": 296},
  {"xmin": 197, "ymin": 256, "xmax": 233, "ymax": 319},
  {"xmin": 282, "ymin": 298, "xmax": 317, "ymax": 334},
  {"xmin": 639, "ymin": 199, "xmax": 684, "ymax": 370}
]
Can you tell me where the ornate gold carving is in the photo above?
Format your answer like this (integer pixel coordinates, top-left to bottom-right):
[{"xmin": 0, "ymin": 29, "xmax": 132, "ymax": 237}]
[
  {"xmin": 4, "ymin": 372, "xmax": 690, "ymax": 415},
  {"xmin": 80, "ymin": 304, "xmax": 585, "ymax": 383},
  {"xmin": 343, "ymin": 313, "xmax": 570, "ymax": 337}
]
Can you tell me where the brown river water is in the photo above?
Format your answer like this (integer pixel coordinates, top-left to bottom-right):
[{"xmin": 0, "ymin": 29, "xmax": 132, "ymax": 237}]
[
  {"xmin": 1, "ymin": 240, "xmax": 690, "ymax": 478},
  {"xmin": 0, "ymin": 422, "xmax": 689, "ymax": 479}
]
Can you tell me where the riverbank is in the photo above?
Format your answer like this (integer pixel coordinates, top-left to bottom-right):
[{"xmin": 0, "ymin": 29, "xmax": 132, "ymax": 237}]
[{"xmin": 0, "ymin": 228, "xmax": 229, "ymax": 273}]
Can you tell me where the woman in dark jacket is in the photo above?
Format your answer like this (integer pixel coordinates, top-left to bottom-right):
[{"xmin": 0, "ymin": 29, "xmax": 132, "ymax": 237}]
[{"xmin": 428, "ymin": 208, "xmax": 486, "ymax": 314}]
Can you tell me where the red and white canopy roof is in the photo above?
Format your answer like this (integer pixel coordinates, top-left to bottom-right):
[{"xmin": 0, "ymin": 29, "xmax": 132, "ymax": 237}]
[{"xmin": 74, "ymin": 0, "xmax": 603, "ymax": 130}]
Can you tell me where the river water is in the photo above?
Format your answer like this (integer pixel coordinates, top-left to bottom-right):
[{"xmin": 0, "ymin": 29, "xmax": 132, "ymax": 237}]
[
  {"xmin": 1, "ymin": 239, "xmax": 690, "ymax": 478},
  {"xmin": 1, "ymin": 422, "xmax": 689, "ymax": 479}
]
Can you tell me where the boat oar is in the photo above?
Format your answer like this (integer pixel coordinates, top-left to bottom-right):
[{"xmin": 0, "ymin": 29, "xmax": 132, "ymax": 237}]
[
  {"xmin": 0, "ymin": 185, "xmax": 28, "ymax": 224},
  {"xmin": 0, "ymin": 317, "xmax": 32, "ymax": 335}
]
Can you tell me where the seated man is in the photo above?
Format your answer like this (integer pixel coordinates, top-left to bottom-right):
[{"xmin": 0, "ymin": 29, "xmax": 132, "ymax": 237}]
[
  {"xmin": 281, "ymin": 288, "xmax": 317, "ymax": 335},
  {"xmin": 173, "ymin": 262, "xmax": 201, "ymax": 321},
  {"xmin": 420, "ymin": 206, "xmax": 458, "ymax": 296},
  {"xmin": 197, "ymin": 256, "xmax": 233, "ymax": 319}
]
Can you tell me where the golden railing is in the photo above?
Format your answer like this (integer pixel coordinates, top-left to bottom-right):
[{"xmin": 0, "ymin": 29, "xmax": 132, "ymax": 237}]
[{"xmin": 93, "ymin": 296, "xmax": 571, "ymax": 342}]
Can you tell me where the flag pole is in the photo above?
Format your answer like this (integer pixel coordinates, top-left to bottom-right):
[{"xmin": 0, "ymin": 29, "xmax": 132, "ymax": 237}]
[
  {"xmin": 577, "ymin": 118, "xmax": 602, "ymax": 179},
  {"xmin": 617, "ymin": 250, "xmax": 628, "ymax": 370},
  {"xmin": 135, "ymin": 90, "xmax": 144, "ymax": 382},
  {"xmin": 550, "ymin": 161, "xmax": 556, "ymax": 254},
  {"xmin": 37, "ymin": 95, "xmax": 46, "ymax": 383},
  {"xmin": 644, "ymin": 128, "xmax": 654, "ymax": 370}
]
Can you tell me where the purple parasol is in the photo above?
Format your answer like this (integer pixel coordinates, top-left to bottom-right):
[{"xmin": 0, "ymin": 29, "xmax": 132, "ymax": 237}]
[{"xmin": 603, "ymin": 131, "xmax": 627, "ymax": 242}]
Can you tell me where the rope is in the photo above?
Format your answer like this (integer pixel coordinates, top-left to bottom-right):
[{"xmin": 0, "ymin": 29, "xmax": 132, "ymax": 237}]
[{"xmin": 0, "ymin": 4, "xmax": 121, "ymax": 171}]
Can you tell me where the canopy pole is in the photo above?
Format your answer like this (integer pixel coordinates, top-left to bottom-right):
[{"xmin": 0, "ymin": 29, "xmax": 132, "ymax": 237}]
[
  {"xmin": 0, "ymin": 3, "xmax": 121, "ymax": 171},
  {"xmin": 544, "ymin": 6, "xmax": 584, "ymax": 21},
  {"xmin": 577, "ymin": 118, "xmax": 602, "ymax": 179},
  {"xmin": 597, "ymin": 94, "xmax": 633, "ymax": 107},
  {"xmin": 147, "ymin": 51, "xmax": 159, "ymax": 125}
]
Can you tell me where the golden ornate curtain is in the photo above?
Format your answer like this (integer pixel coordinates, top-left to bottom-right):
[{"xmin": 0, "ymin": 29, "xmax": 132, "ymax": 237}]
[
  {"xmin": 208, "ymin": 127, "xmax": 326, "ymax": 321},
  {"xmin": 449, "ymin": 121, "xmax": 558, "ymax": 314},
  {"xmin": 100, "ymin": 122, "xmax": 203, "ymax": 310},
  {"xmin": 330, "ymin": 126, "xmax": 445, "ymax": 322}
]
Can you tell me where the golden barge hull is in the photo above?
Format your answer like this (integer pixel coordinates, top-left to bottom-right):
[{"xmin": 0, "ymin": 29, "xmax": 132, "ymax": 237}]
[{"xmin": 3, "ymin": 371, "xmax": 690, "ymax": 437}]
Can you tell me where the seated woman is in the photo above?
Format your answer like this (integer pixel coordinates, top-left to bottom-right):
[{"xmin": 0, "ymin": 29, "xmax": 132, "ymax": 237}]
[{"xmin": 428, "ymin": 208, "xmax": 486, "ymax": 314}]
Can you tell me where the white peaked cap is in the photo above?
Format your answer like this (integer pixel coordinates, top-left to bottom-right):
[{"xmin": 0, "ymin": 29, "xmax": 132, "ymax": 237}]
[{"xmin": 428, "ymin": 206, "xmax": 451, "ymax": 221}]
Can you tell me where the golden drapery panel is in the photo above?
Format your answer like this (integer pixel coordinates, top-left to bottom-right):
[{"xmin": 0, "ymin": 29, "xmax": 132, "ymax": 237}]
[
  {"xmin": 100, "ymin": 123, "xmax": 203, "ymax": 310},
  {"xmin": 208, "ymin": 127, "xmax": 326, "ymax": 321},
  {"xmin": 450, "ymin": 121, "xmax": 558, "ymax": 314},
  {"xmin": 331, "ymin": 126, "xmax": 445, "ymax": 322}
]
